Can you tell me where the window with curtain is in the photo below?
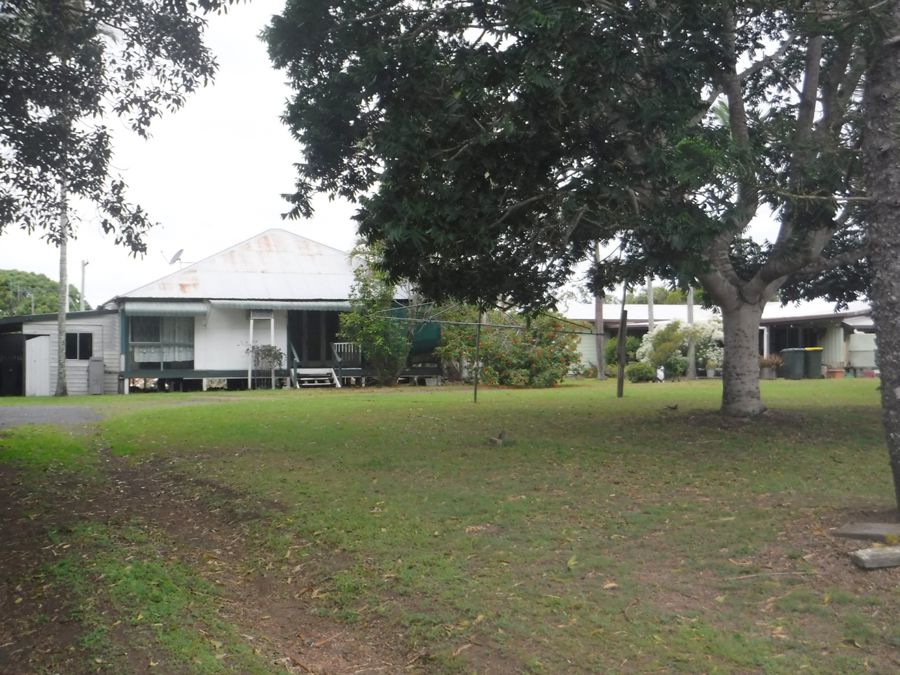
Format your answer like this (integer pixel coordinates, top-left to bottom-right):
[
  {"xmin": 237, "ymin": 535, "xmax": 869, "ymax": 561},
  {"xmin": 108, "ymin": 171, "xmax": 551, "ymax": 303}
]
[{"xmin": 130, "ymin": 316, "xmax": 194, "ymax": 369}]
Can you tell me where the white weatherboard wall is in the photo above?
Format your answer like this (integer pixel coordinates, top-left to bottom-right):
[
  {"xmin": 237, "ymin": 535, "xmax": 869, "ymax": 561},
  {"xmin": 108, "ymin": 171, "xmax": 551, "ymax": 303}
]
[
  {"xmin": 194, "ymin": 308, "xmax": 288, "ymax": 371},
  {"xmin": 578, "ymin": 331, "xmax": 598, "ymax": 368},
  {"xmin": 22, "ymin": 313, "xmax": 120, "ymax": 396}
]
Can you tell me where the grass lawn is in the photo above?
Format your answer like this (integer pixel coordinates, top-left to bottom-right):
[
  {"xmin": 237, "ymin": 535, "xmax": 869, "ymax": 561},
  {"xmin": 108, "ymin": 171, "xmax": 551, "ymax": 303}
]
[{"xmin": 1, "ymin": 378, "xmax": 898, "ymax": 673}]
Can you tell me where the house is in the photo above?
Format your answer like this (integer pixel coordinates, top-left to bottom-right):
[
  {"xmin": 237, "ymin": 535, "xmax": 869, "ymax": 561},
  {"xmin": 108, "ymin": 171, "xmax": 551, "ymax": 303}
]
[
  {"xmin": 0, "ymin": 229, "xmax": 440, "ymax": 396},
  {"xmin": 563, "ymin": 298, "xmax": 876, "ymax": 374}
]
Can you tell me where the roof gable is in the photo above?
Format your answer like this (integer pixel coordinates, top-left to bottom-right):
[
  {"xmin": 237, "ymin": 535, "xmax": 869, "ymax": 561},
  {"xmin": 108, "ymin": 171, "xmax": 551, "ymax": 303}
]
[{"xmin": 119, "ymin": 229, "xmax": 355, "ymax": 301}]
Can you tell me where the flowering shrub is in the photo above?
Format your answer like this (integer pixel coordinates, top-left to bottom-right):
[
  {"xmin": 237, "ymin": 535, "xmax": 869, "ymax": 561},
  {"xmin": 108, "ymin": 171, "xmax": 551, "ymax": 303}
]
[
  {"xmin": 637, "ymin": 321, "xmax": 689, "ymax": 376},
  {"xmin": 636, "ymin": 317, "xmax": 724, "ymax": 373},
  {"xmin": 690, "ymin": 317, "xmax": 724, "ymax": 369}
]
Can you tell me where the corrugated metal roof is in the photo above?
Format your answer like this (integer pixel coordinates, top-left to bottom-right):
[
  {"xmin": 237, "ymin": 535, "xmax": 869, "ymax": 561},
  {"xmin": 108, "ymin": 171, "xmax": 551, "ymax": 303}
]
[
  {"xmin": 124, "ymin": 301, "xmax": 209, "ymax": 316},
  {"xmin": 562, "ymin": 299, "xmax": 871, "ymax": 325},
  {"xmin": 208, "ymin": 300, "xmax": 351, "ymax": 311},
  {"xmin": 118, "ymin": 229, "xmax": 355, "ymax": 301}
]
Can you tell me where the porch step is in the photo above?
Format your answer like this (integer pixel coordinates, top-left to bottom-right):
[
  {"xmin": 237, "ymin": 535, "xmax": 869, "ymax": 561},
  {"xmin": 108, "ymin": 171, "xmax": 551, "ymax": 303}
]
[
  {"xmin": 293, "ymin": 368, "xmax": 341, "ymax": 388},
  {"xmin": 300, "ymin": 376, "xmax": 334, "ymax": 387}
]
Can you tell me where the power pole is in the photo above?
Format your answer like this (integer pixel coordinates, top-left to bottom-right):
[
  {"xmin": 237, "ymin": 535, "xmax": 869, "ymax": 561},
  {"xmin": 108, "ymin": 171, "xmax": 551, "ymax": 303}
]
[{"xmin": 80, "ymin": 259, "xmax": 88, "ymax": 311}]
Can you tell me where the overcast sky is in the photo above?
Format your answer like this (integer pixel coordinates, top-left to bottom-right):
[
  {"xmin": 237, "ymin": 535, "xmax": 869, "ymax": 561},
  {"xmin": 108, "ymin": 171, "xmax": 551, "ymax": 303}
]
[{"xmin": 0, "ymin": 0, "xmax": 358, "ymax": 308}]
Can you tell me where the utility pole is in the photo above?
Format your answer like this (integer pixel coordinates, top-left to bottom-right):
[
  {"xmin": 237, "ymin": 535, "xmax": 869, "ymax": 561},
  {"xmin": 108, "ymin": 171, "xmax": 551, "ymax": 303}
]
[
  {"xmin": 646, "ymin": 276, "xmax": 655, "ymax": 331},
  {"xmin": 80, "ymin": 259, "xmax": 88, "ymax": 311}
]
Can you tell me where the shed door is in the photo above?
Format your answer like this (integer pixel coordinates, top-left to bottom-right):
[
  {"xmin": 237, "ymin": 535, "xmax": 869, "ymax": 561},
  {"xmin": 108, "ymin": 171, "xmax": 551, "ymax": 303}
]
[{"xmin": 25, "ymin": 336, "xmax": 51, "ymax": 397}]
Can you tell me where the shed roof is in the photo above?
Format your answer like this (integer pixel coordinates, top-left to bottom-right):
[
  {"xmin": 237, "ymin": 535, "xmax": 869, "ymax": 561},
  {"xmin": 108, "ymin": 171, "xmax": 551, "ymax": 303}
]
[
  {"xmin": 117, "ymin": 229, "xmax": 355, "ymax": 302},
  {"xmin": 562, "ymin": 298, "xmax": 871, "ymax": 326}
]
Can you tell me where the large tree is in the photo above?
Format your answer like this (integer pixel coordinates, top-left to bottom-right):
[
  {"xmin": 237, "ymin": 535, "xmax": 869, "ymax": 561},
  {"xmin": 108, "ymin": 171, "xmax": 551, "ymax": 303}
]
[
  {"xmin": 267, "ymin": 1, "xmax": 871, "ymax": 416},
  {"xmin": 862, "ymin": 0, "xmax": 900, "ymax": 511},
  {"xmin": 2, "ymin": 0, "xmax": 230, "ymax": 394}
]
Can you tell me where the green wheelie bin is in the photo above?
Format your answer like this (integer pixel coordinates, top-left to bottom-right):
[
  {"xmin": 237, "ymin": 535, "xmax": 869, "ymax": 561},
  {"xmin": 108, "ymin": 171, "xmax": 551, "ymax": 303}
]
[
  {"xmin": 780, "ymin": 348, "xmax": 805, "ymax": 380},
  {"xmin": 804, "ymin": 347, "xmax": 824, "ymax": 378}
]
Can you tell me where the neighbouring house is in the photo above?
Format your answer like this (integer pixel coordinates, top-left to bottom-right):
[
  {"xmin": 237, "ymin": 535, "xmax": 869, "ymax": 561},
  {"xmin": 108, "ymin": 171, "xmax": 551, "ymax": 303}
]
[
  {"xmin": 563, "ymin": 299, "xmax": 876, "ymax": 375},
  {"xmin": 0, "ymin": 229, "xmax": 440, "ymax": 396}
]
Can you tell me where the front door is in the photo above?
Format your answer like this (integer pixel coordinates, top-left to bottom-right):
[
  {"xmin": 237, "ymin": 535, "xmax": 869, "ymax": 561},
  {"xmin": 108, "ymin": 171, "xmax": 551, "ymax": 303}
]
[{"xmin": 287, "ymin": 311, "xmax": 341, "ymax": 366}]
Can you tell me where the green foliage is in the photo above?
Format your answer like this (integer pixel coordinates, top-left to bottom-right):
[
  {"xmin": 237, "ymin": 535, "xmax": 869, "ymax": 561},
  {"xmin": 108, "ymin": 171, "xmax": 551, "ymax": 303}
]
[
  {"xmin": 246, "ymin": 343, "xmax": 284, "ymax": 371},
  {"xmin": 266, "ymin": 1, "xmax": 712, "ymax": 311},
  {"xmin": 339, "ymin": 245, "xmax": 419, "ymax": 384},
  {"xmin": 266, "ymin": 2, "xmax": 873, "ymax": 311},
  {"xmin": 637, "ymin": 321, "xmax": 691, "ymax": 377},
  {"xmin": 0, "ymin": 269, "xmax": 85, "ymax": 317},
  {"xmin": 266, "ymin": 1, "xmax": 881, "ymax": 414},
  {"xmin": 435, "ymin": 306, "xmax": 580, "ymax": 387},
  {"xmin": 0, "ymin": 1, "xmax": 235, "ymax": 251},
  {"xmin": 604, "ymin": 335, "xmax": 641, "ymax": 365},
  {"xmin": 625, "ymin": 361, "xmax": 655, "ymax": 383}
]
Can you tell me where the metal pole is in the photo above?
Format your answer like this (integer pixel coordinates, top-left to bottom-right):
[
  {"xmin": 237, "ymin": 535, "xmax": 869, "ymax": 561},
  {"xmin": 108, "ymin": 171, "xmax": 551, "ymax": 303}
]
[
  {"xmin": 473, "ymin": 307, "xmax": 483, "ymax": 403},
  {"xmin": 594, "ymin": 242, "xmax": 606, "ymax": 380},
  {"xmin": 686, "ymin": 286, "xmax": 697, "ymax": 379},
  {"xmin": 270, "ymin": 316, "xmax": 276, "ymax": 389},
  {"xmin": 80, "ymin": 259, "xmax": 88, "ymax": 311},
  {"xmin": 617, "ymin": 285, "xmax": 628, "ymax": 398},
  {"xmin": 248, "ymin": 317, "xmax": 254, "ymax": 390}
]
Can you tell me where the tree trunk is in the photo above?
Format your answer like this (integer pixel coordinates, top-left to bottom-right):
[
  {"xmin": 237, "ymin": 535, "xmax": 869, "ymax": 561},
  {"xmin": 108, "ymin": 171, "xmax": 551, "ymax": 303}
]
[
  {"xmin": 55, "ymin": 179, "xmax": 68, "ymax": 397},
  {"xmin": 863, "ymin": 1, "xmax": 900, "ymax": 512},
  {"xmin": 720, "ymin": 303, "xmax": 764, "ymax": 416}
]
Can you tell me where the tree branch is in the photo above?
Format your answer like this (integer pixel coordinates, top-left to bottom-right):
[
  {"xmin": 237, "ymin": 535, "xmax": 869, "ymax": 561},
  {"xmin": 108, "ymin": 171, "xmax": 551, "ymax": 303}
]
[{"xmin": 790, "ymin": 245, "xmax": 869, "ymax": 281}]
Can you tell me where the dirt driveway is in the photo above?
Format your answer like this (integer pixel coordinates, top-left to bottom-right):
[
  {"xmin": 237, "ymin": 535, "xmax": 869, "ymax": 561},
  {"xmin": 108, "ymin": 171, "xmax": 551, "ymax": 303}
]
[{"xmin": 0, "ymin": 406, "xmax": 103, "ymax": 428}]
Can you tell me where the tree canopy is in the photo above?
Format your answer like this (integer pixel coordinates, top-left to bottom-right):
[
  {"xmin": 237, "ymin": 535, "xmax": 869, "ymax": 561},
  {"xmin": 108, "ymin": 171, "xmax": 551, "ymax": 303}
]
[
  {"xmin": 268, "ymin": 0, "xmax": 881, "ymax": 415},
  {"xmin": 0, "ymin": 268, "xmax": 84, "ymax": 316},
  {"xmin": 0, "ymin": 0, "xmax": 229, "ymax": 252}
]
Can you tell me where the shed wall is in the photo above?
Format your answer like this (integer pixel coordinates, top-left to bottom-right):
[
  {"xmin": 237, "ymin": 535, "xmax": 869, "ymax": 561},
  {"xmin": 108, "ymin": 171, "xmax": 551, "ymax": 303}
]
[{"xmin": 22, "ymin": 313, "xmax": 120, "ymax": 395}]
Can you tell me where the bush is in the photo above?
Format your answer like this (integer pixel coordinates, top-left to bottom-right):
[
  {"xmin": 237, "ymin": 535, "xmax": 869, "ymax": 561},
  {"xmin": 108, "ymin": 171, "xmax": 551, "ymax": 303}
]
[
  {"xmin": 625, "ymin": 362, "xmax": 655, "ymax": 383},
  {"xmin": 605, "ymin": 335, "xmax": 641, "ymax": 365},
  {"xmin": 436, "ymin": 308, "xmax": 581, "ymax": 387}
]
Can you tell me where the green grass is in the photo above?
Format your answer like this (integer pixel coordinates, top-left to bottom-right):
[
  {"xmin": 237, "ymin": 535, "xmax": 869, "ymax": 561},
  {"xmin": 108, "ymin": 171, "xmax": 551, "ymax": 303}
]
[
  {"xmin": 45, "ymin": 522, "xmax": 271, "ymax": 673},
  {"xmin": 3, "ymin": 378, "xmax": 897, "ymax": 672},
  {"xmin": 0, "ymin": 425, "xmax": 96, "ymax": 472}
]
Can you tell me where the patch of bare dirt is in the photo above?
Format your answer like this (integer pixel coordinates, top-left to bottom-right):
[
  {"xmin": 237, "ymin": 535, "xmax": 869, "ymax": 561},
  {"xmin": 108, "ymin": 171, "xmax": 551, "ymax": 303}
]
[{"xmin": 0, "ymin": 455, "xmax": 415, "ymax": 674}]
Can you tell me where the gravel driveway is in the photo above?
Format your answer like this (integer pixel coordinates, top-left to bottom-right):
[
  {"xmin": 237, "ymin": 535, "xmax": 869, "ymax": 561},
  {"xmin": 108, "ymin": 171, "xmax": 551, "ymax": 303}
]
[{"xmin": 0, "ymin": 406, "xmax": 103, "ymax": 429}]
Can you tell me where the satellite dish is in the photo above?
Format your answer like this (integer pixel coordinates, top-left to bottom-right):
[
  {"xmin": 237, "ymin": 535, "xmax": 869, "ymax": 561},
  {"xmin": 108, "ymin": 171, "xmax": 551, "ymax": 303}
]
[{"xmin": 168, "ymin": 249, "xmax": 184, "ymax": 265}]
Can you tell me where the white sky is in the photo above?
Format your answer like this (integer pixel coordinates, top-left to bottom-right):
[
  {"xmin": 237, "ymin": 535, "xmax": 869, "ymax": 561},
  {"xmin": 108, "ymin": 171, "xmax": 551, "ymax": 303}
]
[{"xmin": 0, "ymin": 1, "xmax": 358, "ymax": 308}]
